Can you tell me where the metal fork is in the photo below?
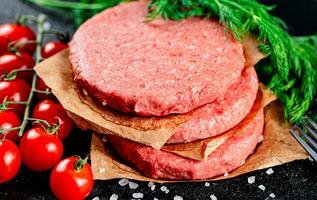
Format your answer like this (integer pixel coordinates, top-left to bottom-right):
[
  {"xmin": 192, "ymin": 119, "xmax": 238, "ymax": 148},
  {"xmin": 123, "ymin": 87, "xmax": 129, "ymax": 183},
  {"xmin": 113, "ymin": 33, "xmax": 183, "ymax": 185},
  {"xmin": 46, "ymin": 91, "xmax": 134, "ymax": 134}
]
[{"xmin": 290, "ymin": 116, "xmax": 317, "ymax": 161}]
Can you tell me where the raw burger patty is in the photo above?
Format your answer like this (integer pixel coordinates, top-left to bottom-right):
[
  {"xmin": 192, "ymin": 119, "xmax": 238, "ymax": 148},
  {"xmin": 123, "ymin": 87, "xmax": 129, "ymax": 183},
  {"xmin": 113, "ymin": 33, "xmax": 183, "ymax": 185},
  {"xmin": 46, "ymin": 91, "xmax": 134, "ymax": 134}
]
[
  {"xmin": 70, "ymin": 1, "xmax": 245, "ymax": 116},
  {"xmin": 107, "ymin": 100, "xmax": 264, "ymax": 180},
  {"xmin": 167, "ymin": 66, "xmax": 258, "ymax": 143}
]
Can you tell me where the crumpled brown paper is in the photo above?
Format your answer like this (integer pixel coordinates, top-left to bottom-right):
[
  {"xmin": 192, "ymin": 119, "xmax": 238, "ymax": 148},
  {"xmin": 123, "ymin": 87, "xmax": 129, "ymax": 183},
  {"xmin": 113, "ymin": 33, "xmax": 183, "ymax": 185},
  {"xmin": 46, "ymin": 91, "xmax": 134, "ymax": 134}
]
[
  {"xmin": 90, "ymin": 101, "xmax": 308, "ymax": 182},
  {"xmin": 34, "ymin": 35, "xmax": 265, "ymax": 150}
]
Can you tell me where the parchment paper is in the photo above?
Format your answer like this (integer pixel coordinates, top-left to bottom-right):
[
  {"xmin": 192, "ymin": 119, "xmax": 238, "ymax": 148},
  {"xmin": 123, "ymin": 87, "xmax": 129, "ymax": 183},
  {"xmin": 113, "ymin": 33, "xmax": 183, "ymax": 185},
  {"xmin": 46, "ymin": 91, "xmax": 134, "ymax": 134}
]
[{"xmin": 90, "ymin": 101, "xmax": 308, "ymax": 182}]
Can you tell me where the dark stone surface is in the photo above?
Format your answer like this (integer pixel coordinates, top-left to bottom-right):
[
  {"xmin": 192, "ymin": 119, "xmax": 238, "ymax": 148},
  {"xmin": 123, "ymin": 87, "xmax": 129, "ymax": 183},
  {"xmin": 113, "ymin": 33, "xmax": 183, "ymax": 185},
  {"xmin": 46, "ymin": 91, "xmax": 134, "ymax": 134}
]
[{"xmin": 0, "ymin": 0, "xmax": 317, "ymax": 199}]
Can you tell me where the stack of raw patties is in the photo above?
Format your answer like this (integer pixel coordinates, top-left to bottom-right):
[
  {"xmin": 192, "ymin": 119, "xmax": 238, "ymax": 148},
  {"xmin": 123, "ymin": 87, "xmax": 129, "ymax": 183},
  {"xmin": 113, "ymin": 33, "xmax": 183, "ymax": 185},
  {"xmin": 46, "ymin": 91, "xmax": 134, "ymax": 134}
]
[{"xmin": 69, "ymin": 1, "xmax": 264, "ymax": 180}]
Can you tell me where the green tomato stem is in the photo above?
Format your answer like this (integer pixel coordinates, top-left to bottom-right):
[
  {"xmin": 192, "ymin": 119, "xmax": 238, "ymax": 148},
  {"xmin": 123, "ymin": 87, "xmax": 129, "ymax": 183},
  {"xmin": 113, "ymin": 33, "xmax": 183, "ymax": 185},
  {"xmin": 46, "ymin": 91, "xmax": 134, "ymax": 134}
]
[{"xmin": 18, "ymin": 14, "xmax": 46, "ymax": 137}]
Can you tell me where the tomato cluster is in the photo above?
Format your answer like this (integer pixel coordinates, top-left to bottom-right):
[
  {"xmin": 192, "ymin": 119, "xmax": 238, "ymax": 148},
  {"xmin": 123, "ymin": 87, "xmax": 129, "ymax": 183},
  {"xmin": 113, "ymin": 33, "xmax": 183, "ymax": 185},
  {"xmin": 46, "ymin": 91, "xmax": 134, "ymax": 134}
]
[{"xmin": 0, "ymin": 19, "xmax": 93, "ymax": 199}]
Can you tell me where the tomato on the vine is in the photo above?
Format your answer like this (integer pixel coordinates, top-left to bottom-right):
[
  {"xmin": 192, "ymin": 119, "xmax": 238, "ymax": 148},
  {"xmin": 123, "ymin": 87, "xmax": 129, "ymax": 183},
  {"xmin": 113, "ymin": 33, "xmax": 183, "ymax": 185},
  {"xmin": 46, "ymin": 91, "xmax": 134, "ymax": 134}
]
[
  {"xmin": 50, "ymin": 156, "xmax": 94, "ymax": 200},
  {"xmin": 19, "ymin": 127, "xmax": 63, "ymax": 171},
  {"xmin": 0, "ymin": 37, "xmax": 7, "ymax": 55},
  {"xmin": 0, "ymin": 79, "xmax": 31, "ymax": 116},
  {"xmin": 0, "ymin": 111, "xmax": 21, "ymax": 142},
  {"xmin": 32, "ymin": 100, "xmax": 73, "ymax": 140},
  {"xmin": 0, "ymin": 23, "xmax": 36, "ymax": 55},
  {"xmin": 0, "ymin": 53, "xmax": 35, "ymax": 83},
  {"xmin": 0, "ymin": 139, "xmax": 21, "ymax": 184},
  {"xmin": 41, "ymin": 41, "xmax": 68, "ymax": 59}
]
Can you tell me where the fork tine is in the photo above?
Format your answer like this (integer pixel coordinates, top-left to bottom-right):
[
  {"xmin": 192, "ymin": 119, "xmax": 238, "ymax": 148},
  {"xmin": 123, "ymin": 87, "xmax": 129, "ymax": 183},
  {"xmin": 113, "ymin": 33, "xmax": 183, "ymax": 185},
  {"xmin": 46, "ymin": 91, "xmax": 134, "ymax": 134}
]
[
  {"xmin": 290, "ymin": 128, "xmax": 317, "ymax": 161},
  {"xmin": 301, "ymin": 121, "xmax": 317, "ymax": 142},
  {"xmin": 305, "ymin": 116, "xmax": 317, "ymax": 131}
]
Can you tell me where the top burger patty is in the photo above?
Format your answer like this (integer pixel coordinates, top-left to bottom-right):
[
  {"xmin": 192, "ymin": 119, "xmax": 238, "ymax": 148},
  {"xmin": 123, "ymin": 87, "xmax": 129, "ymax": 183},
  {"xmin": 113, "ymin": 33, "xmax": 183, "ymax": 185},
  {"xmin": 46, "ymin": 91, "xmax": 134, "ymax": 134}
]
[{"xmin": 70, "ymin": 1, "xmax": 245, "ymax": 116}]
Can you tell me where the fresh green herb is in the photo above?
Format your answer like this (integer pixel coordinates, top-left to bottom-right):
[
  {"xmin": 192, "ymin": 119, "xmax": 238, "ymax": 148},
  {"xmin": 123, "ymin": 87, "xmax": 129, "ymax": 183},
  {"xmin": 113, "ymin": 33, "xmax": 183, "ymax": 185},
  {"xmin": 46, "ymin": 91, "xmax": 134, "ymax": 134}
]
[{"xmin": 26, "ymin": 0, "xmax": 317, "ymax": 123}]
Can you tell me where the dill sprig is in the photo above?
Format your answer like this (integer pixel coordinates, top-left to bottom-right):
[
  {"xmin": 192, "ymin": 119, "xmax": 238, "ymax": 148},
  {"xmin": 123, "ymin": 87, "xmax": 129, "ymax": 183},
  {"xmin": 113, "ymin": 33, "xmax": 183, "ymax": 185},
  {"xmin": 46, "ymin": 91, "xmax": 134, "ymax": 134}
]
[{"xmin": 147, "ymin": 0, "xmax": 317, "ymax": 123}]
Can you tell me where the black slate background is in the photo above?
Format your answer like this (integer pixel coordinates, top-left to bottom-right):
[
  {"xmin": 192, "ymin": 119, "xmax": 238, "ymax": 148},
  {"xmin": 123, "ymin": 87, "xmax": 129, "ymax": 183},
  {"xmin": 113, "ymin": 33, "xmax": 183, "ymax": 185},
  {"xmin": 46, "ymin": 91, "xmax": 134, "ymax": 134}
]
[{"xmin": 0, "ymin": 0, "xmax": 317, "ymax": 199}]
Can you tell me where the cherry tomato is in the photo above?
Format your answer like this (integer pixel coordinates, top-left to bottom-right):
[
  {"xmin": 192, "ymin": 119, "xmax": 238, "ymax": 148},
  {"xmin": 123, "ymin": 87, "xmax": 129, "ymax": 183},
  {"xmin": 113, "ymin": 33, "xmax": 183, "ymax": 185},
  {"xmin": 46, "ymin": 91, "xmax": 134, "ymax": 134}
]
[
  {"xmin": 0, "ymin": 23, "xmax": 36, "ymax": 55},
  {"xmin": 0, "ymin": 139, "xmax": 21, "ymax": 183},
  {"xmin": 41, "ymin": 41, "xmax": 68, "ymax": 59},
  {"xmin": 0, "ymin": 37, "xmax": 7, "ymax": 55},
  {"xmin": 0, "ymin": 53, "xmax": 35, "ymax": 83},
  {"xmin": 50, "ymin": 156, "xmax": 94, "ymax": 200},
  {"xmin": 32, "ymin": 100, "xmax": 73, "ymax": 140},
  {"xmin": 19, "ymin": 127, "xmax": 63, "ymax": 171},
  {"xmin": 36, "ymin": 77, "xmax": 49, "ymax": 100},
  {"xmin": 0, "ymin": 79, "xmax": 31, "ymax": 116},
  {"xmin": 0, "ymin": 111, "xmax": 21, "ymax": 142}
]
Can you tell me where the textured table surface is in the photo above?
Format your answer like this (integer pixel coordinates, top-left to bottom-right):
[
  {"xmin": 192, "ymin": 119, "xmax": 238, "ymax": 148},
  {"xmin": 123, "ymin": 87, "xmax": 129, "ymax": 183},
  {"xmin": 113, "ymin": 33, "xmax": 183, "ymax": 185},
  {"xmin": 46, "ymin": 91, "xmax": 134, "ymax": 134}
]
[{"xmin": 0, "ymin": 0, "xmax": 317, "ymax": 199}]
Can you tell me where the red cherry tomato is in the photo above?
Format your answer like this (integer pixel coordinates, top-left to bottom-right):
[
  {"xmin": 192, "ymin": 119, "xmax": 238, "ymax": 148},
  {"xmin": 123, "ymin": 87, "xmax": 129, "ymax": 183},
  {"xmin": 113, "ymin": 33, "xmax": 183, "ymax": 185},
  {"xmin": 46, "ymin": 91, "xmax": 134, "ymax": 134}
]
[
  {"xmin": 0, "ymin": 53, "xmax": 35, "ymax": 83},
  {"xmin": 0, "ymin": 23, "xmax": 36, "ymax": 55},
  {"xmin": 36, "ymin": 77, "xmax": 49, "ymax": 100},
  {"xmin": 0, "ymin": 37, "xmax": 8, "ymax": 55},
  {"xmin": 0, "ymin": 139, "xmax": 21, "ymax": 183},
  {"xmin": 0, "ymin": 111, "xmax": 21, "ymax": 142},
  {"xmin": 19, "ymin": 127, "xmax": 63, "ymax": 171},
  {"xmin": 0, "ymin": 79, "xmax": 31, "ymax": 116},
  {"xmin": 41, "ymin": 41, "xmax": 68, "ymax": 59},
  {"xmin": 50, "ymin": 156, "xmax": 94, "ymax": 200},
  {"xmin": 32, "ymin": 100, "xmax": 73, "ymax": 140}
]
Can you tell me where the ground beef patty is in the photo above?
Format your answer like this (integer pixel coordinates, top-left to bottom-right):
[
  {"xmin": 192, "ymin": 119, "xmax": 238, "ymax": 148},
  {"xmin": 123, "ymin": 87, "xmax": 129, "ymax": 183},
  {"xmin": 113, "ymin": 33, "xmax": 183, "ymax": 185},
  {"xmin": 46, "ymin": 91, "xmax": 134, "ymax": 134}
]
[
  {"xmin": 107, "ymin": 101, "xmax": 264, "ymax": 180},
  {"xmin": 167, "ymin": 66, "xmax": 258, "ymax": 143},
  {"xmin": 70, "ymin": 1, "xmax": 245, "ymax": 116}
]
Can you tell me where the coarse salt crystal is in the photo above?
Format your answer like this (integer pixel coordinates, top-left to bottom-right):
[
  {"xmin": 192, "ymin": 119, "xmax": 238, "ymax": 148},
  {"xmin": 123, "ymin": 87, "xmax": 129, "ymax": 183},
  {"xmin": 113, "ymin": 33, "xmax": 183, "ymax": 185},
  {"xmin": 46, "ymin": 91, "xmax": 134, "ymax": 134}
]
[
  {"xmin": 224, "ymin": 172, "xmax": 229, "ymax": 177},
  {"xmin": 148, "ymin": 181, "xmax": 154, "ymax": 187},
  {"xmin": 205, "ymin": 182, "xmax": 210, "ymax": 187},
  {"xmin": 165, "ymin": 189, "xmax": 170, "ymax": 194},
  {"xmin": 210, "ymin": 194, "xmax": 217, "ymax": 200},
  {"xmin": 98, "ymin": 168, "xmax": 105, "ymax": 173},
  {"xmin": 92, "ymin": 197, "xmax": 99, "ymax": 200},
  {"xmin": 160, "ymin": 186, "xmax": 167, "ymax": 192},
  {"xmin": 132, "ymin": 192, "xmax": 144, "ymax": 199},
  {"xmin": 270, "ymin": 193, "xmax": 276, "ymax": 198},
  {"xmin": 118, "ymin": 178, "xmax": 129, "ymax": 186},
  {"xmin": 174, "ymin": 195, "xmax": 183, "ymax": 200},
  {"xmin": 151, "ymin": 185, "xmax": 156, "ymax": 191},
  {"xmin": 110, "ymin": 194, "xmax": 118, "ymax": 200},
  {"xmin": 43, "ymin": 22, "xmax": 51, "ymax": 31},
  {"xmin": 258, "ymin": 185, "xmax": 266, "ymax": 191},
  {"xmin": 154, "ymin": 198, "xmax": 159, "ymax": 200},
  {"xmin": 129, "ymin": 182, "xmax": 139, "ymax": 189},
  {"xmin": 266, "ymin": 168, "xmax": 274, "ymax": 175},
  {"xmin": 308, "ymin": 156, "xmax": 314, "ymax": 162},
  {"xmin": 248, "ymin": 176, "xmax": 255, "ymax": 184}
]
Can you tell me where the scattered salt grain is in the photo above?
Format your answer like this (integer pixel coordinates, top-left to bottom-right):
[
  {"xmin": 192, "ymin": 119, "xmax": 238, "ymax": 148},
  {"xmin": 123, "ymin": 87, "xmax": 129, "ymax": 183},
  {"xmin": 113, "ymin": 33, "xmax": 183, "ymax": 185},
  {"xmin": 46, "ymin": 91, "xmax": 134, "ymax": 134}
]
[
  {"xmin": 210, "ymin": 194, "xmax": 217, "ymax": 200},
  {"xmin": 110, "ymin": 194, "xmax": 118, "ymax": 200},
  {"xmin": 98, "ymin": 168, "xmax": 105, "ymax": 173},
  {"xmin": 165, "ymin": 189, "xmax": 170, "ymax": 194},
  {"xmin": 205, "ymin": 182, "xmax": 210, "ymax": 187},
  {"xmin": 132, "ymin": 192, "xmax": 144, "ymax": 199},
  {"xmin": 308, "ymin": 156, "xmax": 314, "ymax": 162},
  {"xmin": 174, "ymin": 195, "xmax": 183, "ymax": 200},
  {"xmin": 92, "ymin": 197, "xmax": 99, "ymax": 200},
  {"xmin": 118, "ymin": 178, "xmax": 129, "ymax": 186},
  {"xmin": 148, "ymin": 181, "xmax": 154, "ymax": 187},
  {"xmin": 224, "ymin": 172, "xmax": 229, "ymax": 177},
  {"xmin": 270, "ymin": 193, "xmax": 276, "ymax": 198},
  {"xmin": 129, "ymin": 182, "xmax": 139, "ymax": 189},
  {"xmin": 151, "ymin": 185, "xmax": 156, "ymax": 191},
  {"xmin": 248, "ymin": 176, "xmax": 255, "ymax": 184},
  {"xmin": 160, "ymin": 186, "xmax": 167, "ymax": 192},
  {"xmin": 154, "ymin": 198, "xmax": 159, "ymax": 200},
  {"xmin": 266, "ymin": 168, "xmax": 274, "ymax": 175},
  {"xmin": 258, "ymin": 185, "xmax": 266, "ymax": 191}
]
